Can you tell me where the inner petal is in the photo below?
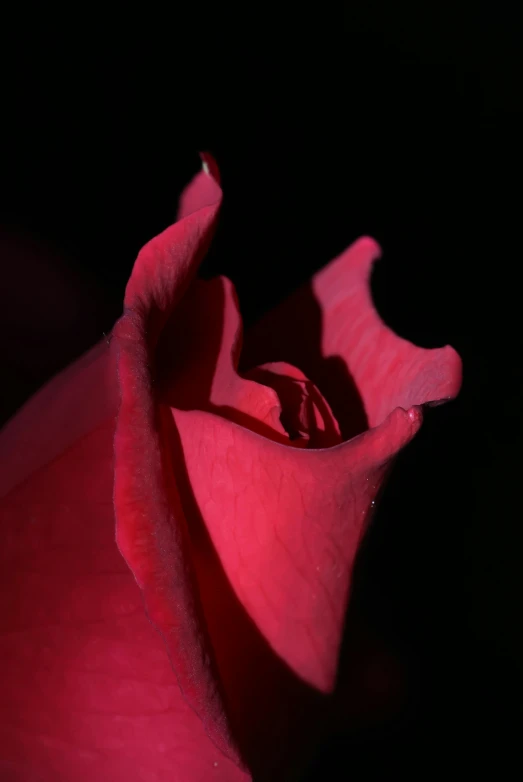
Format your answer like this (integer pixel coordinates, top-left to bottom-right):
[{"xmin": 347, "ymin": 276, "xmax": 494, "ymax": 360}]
[
  {"xmin": 245, "ymin": 362, "xmax": 342, "ymax": 449},
  {"xmin": 242, "ymin": 237, "xmax": 462, "ymax": 439},
  {"xmin": 155, "ymin": 275, "xmax": 343, "ymax": 449},
  {"xmin": 155, "ymin": 276, "xmax": 288, "ymax": 443}
]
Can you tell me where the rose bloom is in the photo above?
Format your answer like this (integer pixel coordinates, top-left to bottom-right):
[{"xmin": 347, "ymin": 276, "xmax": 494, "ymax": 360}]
[{"xmin": 0, "ymin": 155, "xmax": 461, "ymax": 781}]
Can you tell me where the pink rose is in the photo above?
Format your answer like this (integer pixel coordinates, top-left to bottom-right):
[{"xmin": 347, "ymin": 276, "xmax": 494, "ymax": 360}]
[{"xmin": 0, "ymin": 155, "xmax": 461, "ymax": 780}]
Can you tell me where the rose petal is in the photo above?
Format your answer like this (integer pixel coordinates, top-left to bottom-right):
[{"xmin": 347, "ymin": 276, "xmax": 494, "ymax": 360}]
[
  {"xmin": 156, "ymin": 276, "xmax": 288, "ymax": 442},
  {"xmin": 0, "ymin": 401, "xmax": 247, "ymax": 781},
  {"xmin": 177, "ymin": 153, "xmax": 222, "ymax": 221},
  {"xmin": 113, "ymin": 159, "xmax": 246, "ymax": 766},
  {"xmin": 123, "ymin": 157, "xmax": 222, "ymax": 346},
  {"xmin": 156, "ymin": 276, "xmax": 343, "ymax": 450},
  {"xmin": 171, "ymin": 404, "xmax": 424, "ymax": 695},
  {"xmin": 245, "ymin": 362, "xmax": 343, "ymax": 448},
  {"xmin": 242, "ymin": 237, "xmax": 462, "ymax": 438},
  {"xmin": 0, "ymin": 342, "xmax": 247, "ymax": 779}
]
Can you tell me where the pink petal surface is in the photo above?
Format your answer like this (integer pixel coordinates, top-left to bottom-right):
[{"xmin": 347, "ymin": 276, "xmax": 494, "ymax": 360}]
[
  {"xmin": 171, "ymin": 404, "xmax": 422, "ymax": 693},
  {"xmin": 0, "ymin": 411, "xmax": 247, "ymax": 782}
]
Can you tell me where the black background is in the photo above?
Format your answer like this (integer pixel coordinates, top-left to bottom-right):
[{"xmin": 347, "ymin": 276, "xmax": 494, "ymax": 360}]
[{"xmin": 1, "ymin": 4, "xmax": 521, "ymax": 778}]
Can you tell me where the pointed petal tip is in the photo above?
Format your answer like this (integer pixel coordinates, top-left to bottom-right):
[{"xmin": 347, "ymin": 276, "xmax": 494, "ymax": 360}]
[
  {"xmin": 348, "ymin": 235, "xmax": 383, "ymax": 271},
  {"xmin": 423, "ymin": 343, "xmax": 463, "ymax": 405},
  {"xmin": 199, "ymin": 151, "xmax": 221, "ymax": 185},
  {"xmin": 312, "ymin": 236, "xmax": 382, "ymax": 301},
  {"xmin": 381, "ymin": 403, "xmax": 424, "ymax": 450},
  {"xmin": 356, "ymin": 234, "xmax": 382, "ymax": 257}
]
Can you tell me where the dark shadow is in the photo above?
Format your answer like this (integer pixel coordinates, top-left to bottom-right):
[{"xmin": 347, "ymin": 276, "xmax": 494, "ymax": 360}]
[
  {"xmin": 157, "ymin": 276, "xmax": 368, "ymax": 447},
  {"xmin": 0, "ymin": 227, "xmax": 111, "ymax": 426},
  {"xmin": 245, "ymin": 365, "xmax": 343, "ymax": 447},
  {"xmin": 240, "ymin": 284, "xmax": 369, "ymax": 442}
]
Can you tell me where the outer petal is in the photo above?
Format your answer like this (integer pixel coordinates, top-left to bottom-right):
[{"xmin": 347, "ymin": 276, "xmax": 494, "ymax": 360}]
[
  {"xmin": 0, "ymin": 342, "xmax": 246, "ymax": 781},
  {"xmin": 243, "ymin": 237, "xmax": 462, "ymax": 438},
  {"xmin": 113, "ymin": 159, "xmax": 246, "ymax": 768},
  {"xmin": 0, "ymin": 160, "xmax": 249, "ymax": 780},
  {"xmin": 171, "ymin": 405, "xmax": 422, "ymax": 695}
]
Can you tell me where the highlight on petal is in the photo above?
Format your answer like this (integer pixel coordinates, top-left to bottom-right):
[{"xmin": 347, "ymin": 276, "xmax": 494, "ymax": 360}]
[{"xmin": 177, "ymin": 152, "xmax": 223, "ymax": 221}]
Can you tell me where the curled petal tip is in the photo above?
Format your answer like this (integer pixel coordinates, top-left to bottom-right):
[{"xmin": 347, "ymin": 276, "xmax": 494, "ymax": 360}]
[{"xmin": 407, "ymin": 405, "xmax": 422, "ymax": 424}]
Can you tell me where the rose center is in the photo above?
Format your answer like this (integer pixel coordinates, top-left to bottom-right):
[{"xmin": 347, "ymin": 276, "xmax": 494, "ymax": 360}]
[{"xmin": 245, "ymin": 361, "xmax": 342, "ymax": 449}]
